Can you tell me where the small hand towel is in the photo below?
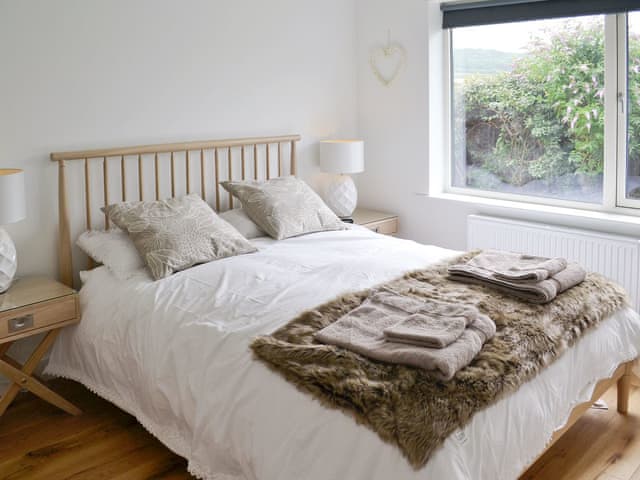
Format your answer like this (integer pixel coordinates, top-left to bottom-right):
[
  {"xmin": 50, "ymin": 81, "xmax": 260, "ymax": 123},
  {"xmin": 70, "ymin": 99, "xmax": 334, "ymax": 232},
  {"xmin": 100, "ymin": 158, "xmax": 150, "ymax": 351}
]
[
  {"xmin": 465, "ymin": 250, "xmax": 567, "ymax": 282},
  {"xmin": 383, "ymin": 312, "xmax": 470, "ymax": 349}
]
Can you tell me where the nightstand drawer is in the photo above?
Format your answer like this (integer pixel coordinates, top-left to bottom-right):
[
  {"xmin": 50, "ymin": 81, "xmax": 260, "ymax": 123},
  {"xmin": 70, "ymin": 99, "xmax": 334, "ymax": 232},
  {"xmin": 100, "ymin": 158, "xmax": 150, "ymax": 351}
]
[
  {"xmin": 365, "ymin": 217, "xmax": 398, "ymax": 235},
  {"xmin": 0, "ymin": 296, "xmax": 78, "ymax": 339}
]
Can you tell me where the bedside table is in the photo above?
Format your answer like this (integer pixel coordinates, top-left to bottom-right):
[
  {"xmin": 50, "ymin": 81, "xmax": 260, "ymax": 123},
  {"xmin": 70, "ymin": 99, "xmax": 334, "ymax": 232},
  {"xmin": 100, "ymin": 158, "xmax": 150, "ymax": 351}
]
[
  {"xmin": 352, "ymin": 208, "xmax": 398, "ymax": 235},
  {"xmin": 0, "ymin": 277, "xmax": 81, "ymax": 417}
]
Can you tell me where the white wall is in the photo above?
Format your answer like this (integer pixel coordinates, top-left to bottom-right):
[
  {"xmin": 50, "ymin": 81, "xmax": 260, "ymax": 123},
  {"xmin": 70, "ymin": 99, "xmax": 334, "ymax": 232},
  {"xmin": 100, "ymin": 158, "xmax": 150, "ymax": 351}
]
[
  {"xmin": 356, "ymin": 0, "xmax": 640, "ymax": 251},
  {"xmin": 0, "ymin": 0, "xmax": 358, "ymax": 279},
  {"xmin": 355, "ymin": 0, "xmax": 469, "ymax": 249}
]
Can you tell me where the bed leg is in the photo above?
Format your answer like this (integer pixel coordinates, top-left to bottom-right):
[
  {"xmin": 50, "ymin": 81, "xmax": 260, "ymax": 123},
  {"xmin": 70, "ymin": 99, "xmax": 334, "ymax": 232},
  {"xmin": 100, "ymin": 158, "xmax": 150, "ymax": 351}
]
[{"xmin": 618, "ymin": 373, "xmax": 632, "ymax": 414}]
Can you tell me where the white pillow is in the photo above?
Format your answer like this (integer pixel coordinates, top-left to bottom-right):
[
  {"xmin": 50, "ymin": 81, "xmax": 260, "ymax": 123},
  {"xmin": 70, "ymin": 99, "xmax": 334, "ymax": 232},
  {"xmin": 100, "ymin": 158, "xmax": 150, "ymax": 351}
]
[
  {"xmin": 219, "ymin": 208, "xmax": 266, "ymax": 239},
  {"xmin": 76, "ymin": 230, "xmax": 146, "ymax": 280}
]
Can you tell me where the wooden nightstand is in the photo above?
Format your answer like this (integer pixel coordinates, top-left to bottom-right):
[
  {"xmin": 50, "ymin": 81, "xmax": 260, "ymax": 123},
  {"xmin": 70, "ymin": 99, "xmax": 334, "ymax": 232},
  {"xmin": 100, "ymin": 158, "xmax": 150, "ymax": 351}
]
[
  {"xmin": 0, "ymin": 277, "xmax": 81, "ymax": 417},
  {"xmin": 352, "ymin": 208, "xmax": 398, "ymax": 235}
]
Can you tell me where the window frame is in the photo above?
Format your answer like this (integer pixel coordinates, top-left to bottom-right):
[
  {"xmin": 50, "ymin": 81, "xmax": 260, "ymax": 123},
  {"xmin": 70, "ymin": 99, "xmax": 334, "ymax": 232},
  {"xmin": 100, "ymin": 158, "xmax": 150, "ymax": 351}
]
[
  {"xmin": 443, "ymin": 12, "xmax": 640, "ymax": 217},
  {"xmin": 615, "ymin": 13, "xmax": 640, "ymax": 209}
]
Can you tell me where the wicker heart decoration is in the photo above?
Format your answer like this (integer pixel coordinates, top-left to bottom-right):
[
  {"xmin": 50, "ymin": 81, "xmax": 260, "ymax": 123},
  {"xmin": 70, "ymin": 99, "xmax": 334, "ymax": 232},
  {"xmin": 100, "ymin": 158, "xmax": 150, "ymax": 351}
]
[{"xmin": 370, "ymin": 43, "xmax": 407, "ymax": 87}]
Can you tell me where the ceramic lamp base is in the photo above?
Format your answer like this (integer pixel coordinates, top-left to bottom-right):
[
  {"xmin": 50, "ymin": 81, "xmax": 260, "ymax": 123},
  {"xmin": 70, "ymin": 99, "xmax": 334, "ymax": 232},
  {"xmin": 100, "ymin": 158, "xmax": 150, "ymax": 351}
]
[
  {"xmin": 0, "ymin": 228, "xmax": 17, "ymax": 293},
  {"xmin": 323, "ymin": 175, "xmax": 357, "ymax": 218}
]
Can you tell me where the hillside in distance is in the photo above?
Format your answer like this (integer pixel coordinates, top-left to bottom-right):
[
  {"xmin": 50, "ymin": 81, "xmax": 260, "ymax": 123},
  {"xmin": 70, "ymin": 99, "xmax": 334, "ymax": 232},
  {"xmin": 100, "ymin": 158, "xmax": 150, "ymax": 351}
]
[{"xmin": 454, "ymin": 48, "xmax": 521, "ymax": 77}]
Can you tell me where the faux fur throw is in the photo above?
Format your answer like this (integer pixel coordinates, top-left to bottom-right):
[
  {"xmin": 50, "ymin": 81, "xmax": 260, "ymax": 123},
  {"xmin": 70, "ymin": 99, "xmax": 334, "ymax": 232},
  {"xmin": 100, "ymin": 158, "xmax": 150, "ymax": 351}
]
[{"xmin": 250, "ymin": 252, "xmax": 628, "ymax": 469}]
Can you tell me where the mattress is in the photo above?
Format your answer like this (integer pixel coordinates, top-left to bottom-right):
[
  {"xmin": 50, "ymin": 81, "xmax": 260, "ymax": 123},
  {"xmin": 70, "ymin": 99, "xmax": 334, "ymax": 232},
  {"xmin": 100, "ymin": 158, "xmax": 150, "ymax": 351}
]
[{"xmin": 45, "ymin": 226, "xmax": 640, "ymax": 480}]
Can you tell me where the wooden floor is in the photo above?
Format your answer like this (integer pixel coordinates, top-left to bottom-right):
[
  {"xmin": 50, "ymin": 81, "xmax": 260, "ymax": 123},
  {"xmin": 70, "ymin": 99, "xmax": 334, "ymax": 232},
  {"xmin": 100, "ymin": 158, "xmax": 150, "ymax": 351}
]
[
  {"xmin": 0, "ymin": 379, "xmax": 638, "ymax": 480},
  {"xmin": 0, "ymin": 380, "xmax": 192, "ymax": 479}
]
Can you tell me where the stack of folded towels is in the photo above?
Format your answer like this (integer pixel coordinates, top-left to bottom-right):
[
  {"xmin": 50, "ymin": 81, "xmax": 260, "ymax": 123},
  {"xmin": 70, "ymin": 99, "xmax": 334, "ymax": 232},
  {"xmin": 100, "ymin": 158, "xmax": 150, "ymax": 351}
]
[
  {"xmin": 447, "ymin": 250, "xmax": 586, "ymax": 304},
  {"xmin": 315, "ymin": 289, "xmax": 495, "ymax": 381}
]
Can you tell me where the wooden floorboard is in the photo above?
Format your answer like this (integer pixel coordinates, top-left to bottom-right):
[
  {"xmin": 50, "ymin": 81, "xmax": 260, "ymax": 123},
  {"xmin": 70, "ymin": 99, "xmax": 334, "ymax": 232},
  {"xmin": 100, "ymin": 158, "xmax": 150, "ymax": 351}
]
[
  {"xmin": 0, "ymin": 379, "xmax": 637, "ymax": 479},
  {"xmin": 521, "ymin": 385, "xmax": 640, "ymax": 480},
  {"xmin": 0, "ymin": 380, "xmax": 192, "ymax": 480}
]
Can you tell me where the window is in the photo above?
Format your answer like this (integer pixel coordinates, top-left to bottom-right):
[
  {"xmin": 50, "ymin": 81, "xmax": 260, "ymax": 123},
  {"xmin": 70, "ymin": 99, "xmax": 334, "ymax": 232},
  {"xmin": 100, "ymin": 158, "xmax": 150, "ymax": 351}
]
[
  {"xmin": 619, "ymin": 11, "xmax": 640, "ymax": 206},
  {"xmin": 442, "ymin": 1, "xmax": 640, "ymax": 211}
]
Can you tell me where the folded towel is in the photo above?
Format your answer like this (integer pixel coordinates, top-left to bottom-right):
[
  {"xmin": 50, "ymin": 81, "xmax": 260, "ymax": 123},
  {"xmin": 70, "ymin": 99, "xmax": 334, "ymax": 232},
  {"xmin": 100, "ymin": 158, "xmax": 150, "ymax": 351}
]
[
  {"xmin": 467, "ymin": 250, "xmax": 567, "ymax": 282},
  {"xmin": 383, "ymin": 310, "xmax": 473, "ymax": 349},
  {"xmin": 315, "ymin": 309, "xmax": 495, "ymax": 381},
  {"xmin": 370, "ymin": 289, "xmax": 478, "ymax": 319},
  {"xmin": 314, "ymin": 291, "xmax": 495, "ymax": 380},
  {"xmin": 448, "ymin": 259, "xmax": 586, "ymax": 304},
  {"xmin": 363, "ymin": 290, "xmax": 480, "ymax": 348},
  {"xmin": 367, "ymin": 289, "xmax": 433, "ymax": 314}
]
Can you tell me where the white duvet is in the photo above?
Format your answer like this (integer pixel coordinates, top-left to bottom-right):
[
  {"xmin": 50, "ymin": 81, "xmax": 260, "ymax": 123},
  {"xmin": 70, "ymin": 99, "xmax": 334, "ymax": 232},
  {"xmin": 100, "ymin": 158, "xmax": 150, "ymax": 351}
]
[{"xmin": 46, "ymin": 226, "xmax": 640, "ymax": 480}]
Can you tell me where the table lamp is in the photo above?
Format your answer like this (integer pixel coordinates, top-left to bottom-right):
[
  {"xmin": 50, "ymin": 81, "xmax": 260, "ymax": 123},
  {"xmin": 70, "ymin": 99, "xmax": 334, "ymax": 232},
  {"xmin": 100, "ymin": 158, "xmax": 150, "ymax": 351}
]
[
  {"xmin": 319, "ymin": 140, "xmax": 364, "ymax": 219},
  {"xmin": 0, "ymin": 169, "xmax": 26, "ymax": 293}
]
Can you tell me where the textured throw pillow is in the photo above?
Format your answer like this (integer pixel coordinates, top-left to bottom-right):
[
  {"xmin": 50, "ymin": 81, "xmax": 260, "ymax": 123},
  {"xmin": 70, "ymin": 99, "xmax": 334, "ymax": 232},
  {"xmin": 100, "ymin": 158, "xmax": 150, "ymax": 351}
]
[
  {"xmin": 104, "ymin": 194, "xmax": 257, "ymax": 280},
  {"xmin": 76, "ymin": 229, "xmax": 146, "ymax": 280},
  {"xmin": 219, "ymin": 208, "xmax": 266, "ymax": 239},
  {"xmin": 220, "ymin": 176, "xmax": 346, "ymax": 240}
]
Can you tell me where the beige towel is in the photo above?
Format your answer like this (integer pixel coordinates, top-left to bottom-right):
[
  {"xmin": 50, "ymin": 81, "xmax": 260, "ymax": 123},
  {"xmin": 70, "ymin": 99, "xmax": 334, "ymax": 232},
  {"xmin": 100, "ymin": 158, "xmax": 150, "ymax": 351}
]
[
  {"xmin": 314, "ymin": 293, "xmax": 495, "ymax": 381},
  {"xmin": 364, "ymin": 290, "xmax": 479, "ymax": 348},
  {"xmin": 466, "ymin": 250, "xmax": 568, "ymax": 282},
  {"xmin": 368, "ymin": 289, "xmax": 477, "ymax": 317},
  {"xmin": 448, "ymin": 255, "xmax": 586, "ymax": 304},
  {"xmin": 383, "ymin": 312, "xmax": 472, "ymax": 348}
]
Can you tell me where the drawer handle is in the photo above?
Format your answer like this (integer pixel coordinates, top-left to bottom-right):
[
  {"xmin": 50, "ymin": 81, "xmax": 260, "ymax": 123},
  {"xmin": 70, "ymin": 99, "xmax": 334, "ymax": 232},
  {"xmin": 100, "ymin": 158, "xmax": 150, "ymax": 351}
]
[
  {"xmin": 8, "ymin": 314, "xmax": 34, "ymax": 333},
  {"xmin": 374, "ymin": 227, "xmax": 379, "ymax": 233}
]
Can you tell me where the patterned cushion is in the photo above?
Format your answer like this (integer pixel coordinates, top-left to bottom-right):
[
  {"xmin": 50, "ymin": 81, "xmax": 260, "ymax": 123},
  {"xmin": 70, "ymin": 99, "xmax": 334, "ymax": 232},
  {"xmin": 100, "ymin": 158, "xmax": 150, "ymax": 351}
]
[
  {"xmin": 220, "ymin": 176, "xmax": 346, "ymax": 240},
  {"xmin": 105, "ymin": 194, "xmax": 257, "ymax": 280}
]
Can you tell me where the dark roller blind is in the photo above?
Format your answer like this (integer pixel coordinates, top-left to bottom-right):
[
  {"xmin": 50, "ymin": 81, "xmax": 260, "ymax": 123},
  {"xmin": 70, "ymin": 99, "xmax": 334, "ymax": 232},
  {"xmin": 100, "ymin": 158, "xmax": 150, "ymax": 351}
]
[{"xmin": 442, "ymin": 0, "xmax": 640, "ymax": 29}]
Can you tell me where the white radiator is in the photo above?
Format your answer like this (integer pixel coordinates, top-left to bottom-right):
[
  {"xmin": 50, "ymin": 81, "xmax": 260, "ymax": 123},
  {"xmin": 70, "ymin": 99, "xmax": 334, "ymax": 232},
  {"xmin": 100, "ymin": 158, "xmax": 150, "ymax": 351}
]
[{"xmin": 467, "ymin": 215, "xmax": 640, "ymax": 309}]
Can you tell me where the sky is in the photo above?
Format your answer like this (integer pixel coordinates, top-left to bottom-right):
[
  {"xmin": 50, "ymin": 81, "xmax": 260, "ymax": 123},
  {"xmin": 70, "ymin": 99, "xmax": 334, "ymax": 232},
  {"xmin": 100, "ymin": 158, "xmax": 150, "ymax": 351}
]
[{"xmin": 453, "ymin": 13, "xmax": 640, "ymax": 53}]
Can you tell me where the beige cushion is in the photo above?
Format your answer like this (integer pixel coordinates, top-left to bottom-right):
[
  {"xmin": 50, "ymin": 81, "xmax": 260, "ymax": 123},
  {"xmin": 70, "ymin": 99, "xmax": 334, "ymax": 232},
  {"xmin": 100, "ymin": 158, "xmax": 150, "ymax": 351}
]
[
  {"xmin": 221, "ymin": 176, "xmax": 346, "ymax": 240},
  {"xmin": 105, "ymin": 194, "xmax": 256, "ymax": 280}
]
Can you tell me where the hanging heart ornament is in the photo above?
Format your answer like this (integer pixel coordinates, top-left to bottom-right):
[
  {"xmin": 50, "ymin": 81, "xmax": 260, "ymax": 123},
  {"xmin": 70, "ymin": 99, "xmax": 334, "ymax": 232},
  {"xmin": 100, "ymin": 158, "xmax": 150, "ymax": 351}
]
[{"xmin": 370, "ymin": 43, "xmax": 407, "ymax": 87}]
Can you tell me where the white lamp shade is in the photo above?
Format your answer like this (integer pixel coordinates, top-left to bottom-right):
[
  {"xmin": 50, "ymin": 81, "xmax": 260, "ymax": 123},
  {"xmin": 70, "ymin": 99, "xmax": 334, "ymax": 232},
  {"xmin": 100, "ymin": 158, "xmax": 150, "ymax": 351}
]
[
  {"xmin": 319, "ymin": 140, "xmax": 364, "ymax": 174},
  {"xmin": 0, "ymin": 169, "xmax": 26, "ymax": 225}
]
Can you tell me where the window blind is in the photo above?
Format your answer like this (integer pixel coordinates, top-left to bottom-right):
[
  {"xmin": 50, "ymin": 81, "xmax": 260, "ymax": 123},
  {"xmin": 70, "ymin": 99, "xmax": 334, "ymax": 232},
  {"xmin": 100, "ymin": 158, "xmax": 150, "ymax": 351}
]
[{"xmin": 442, "ymin": 0, "xmax": 640, "ymax": 29}]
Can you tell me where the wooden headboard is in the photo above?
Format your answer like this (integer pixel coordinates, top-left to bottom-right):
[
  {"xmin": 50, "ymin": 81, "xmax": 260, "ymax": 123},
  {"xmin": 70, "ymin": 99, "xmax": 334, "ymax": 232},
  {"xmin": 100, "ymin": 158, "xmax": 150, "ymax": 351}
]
[{"xmin": 50, "ymin": 134, "xmax": 301, "ymax": 287}]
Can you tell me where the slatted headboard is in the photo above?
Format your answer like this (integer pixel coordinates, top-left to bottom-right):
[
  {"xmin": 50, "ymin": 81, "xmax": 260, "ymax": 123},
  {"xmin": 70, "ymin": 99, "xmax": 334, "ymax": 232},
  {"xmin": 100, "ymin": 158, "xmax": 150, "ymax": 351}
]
[{"xmin": 50, "ymin": 134, "xmax": 301, "ymax": 287}]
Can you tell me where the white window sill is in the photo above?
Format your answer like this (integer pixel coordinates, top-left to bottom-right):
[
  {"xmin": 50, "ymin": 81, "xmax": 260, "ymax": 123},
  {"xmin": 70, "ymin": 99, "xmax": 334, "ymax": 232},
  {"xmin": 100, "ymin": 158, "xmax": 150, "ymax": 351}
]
[{"xmin": 424, "ymin": 191, "xmax": 640, "ymax": 229}]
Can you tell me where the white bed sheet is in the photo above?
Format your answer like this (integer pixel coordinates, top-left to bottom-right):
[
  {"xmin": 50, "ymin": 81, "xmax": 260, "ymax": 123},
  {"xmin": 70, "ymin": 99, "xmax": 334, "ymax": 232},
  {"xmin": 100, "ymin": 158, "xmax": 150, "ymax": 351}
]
[{"xmin": 46, "ymin": 226, "xmax": 640, "ymax": 480}]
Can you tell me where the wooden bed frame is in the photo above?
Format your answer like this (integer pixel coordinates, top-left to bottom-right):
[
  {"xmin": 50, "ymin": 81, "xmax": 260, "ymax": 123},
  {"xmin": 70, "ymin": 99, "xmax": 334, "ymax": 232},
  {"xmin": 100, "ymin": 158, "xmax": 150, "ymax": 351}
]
[
  {"xmin": 50, "ymin": 134, "xmax": 300, "ymax": 287},
  {"xmin": 523, "ymin": 360, "xmax": 636, "ymax": 471},
  {"xmin": 49, "ymin": 133, "xmax": 636, "ymax": 475}
]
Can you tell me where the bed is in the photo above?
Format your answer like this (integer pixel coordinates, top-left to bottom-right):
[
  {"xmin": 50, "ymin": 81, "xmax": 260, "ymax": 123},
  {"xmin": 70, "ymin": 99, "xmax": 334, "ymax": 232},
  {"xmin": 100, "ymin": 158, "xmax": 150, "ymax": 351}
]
[{"xmin": 45, "ymin": 134, "xmax": 640, "ymax": 480}]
